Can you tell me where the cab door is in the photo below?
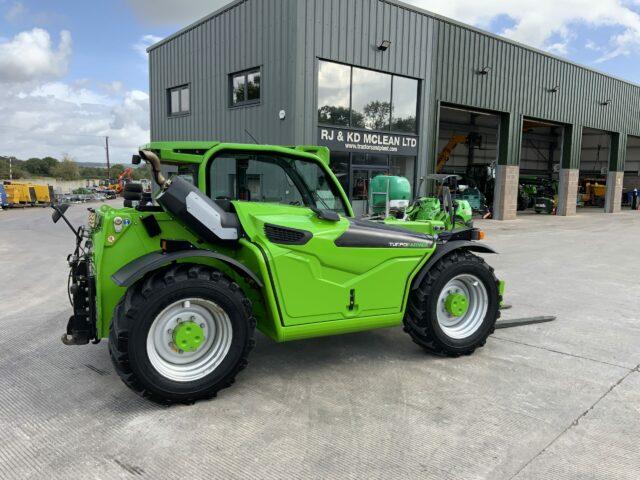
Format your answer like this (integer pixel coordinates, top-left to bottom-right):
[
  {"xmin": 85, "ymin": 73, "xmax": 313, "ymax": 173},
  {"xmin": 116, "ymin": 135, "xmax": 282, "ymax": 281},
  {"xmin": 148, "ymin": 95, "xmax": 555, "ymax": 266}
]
[{"xmin": 234, "ymin": 203, "xmax": 431, "ymax": 326}]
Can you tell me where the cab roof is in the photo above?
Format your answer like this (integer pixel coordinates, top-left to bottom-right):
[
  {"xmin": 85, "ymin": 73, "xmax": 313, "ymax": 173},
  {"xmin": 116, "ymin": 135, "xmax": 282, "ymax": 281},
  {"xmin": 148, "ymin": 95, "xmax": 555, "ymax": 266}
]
[{"xmin": 139, "ymin": 141, "xmax": 331, "ymax": 166}]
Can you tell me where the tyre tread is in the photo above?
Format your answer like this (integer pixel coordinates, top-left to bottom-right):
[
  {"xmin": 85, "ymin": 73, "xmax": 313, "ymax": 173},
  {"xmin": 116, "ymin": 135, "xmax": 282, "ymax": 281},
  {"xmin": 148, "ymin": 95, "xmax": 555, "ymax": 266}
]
[
  {"xmin": 108, "ymin": 264, "xmax": 255, "ymax": 405},
  {"xmin": 403, "ymin": 250, "xmax": 501, "ymax": 357}
]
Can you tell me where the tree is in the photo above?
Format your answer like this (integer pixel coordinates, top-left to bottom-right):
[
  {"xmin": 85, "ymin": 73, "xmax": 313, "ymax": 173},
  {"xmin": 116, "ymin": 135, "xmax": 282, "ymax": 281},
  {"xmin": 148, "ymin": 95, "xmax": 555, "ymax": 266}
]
[
  {"xmin": 132, "ymin": 164, "xmax": 152, "ymax": 181},
  {"xmin": 318, "ymin": 106, "xmax": 349, "ymax": 126},
  {"xmin": 362, "ymin": 101, "xmax": 391, "ymax": 130},
  {"xmin": 0, "ymin": 157, "xmax": 26, "ymax": 179},
  {"xmin": 391, "ymin": 116, "xmax": 416, "ymax": 133},
  {"xmin": 53, "ymin": 156, "xmax": 80, "ymax": 180},
  {"xmin": 25, "ymin": 157, "xmax": 58, "ymax": 176},
  {"xmin": 79, "ymin": 165, "xmax": 106, "ymax": 179},
  {"xmin": 41, "ymin": 157, "xmax": 59, "ymax": 174},
  {"xmin": 109, "ymin": 164, "xmax": 126, "ymax": 180}
]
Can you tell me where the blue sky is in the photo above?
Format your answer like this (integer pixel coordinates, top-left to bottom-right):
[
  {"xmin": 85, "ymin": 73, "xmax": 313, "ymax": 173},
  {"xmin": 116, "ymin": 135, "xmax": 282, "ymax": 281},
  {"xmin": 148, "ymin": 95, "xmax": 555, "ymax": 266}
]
[
  {"xmin": 0, "ymin": 0, "xmax": 174, "ymax": 92},
  {"xmin": 1, "ymin": 0, "xmax": 640, "ymax": 162}
]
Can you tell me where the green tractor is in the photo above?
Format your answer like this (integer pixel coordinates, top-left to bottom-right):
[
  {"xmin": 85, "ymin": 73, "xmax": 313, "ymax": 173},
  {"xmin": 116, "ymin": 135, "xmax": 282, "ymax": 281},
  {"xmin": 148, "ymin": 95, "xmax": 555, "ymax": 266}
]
[
  {"xmin": 367, "ymin": 173, "xmax": 473, "ymax": 233},
  {"xmin": 53, "ymin": 142, "xmax": 503, "ymax": 405}
]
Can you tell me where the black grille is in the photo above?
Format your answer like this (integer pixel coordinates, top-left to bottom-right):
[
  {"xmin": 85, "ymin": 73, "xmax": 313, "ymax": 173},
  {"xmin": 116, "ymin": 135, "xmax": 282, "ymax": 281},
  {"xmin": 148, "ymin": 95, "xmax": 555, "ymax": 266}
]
[{"xmin": 264, "ymin": 224, "xmax": 312, "ymax": 245}]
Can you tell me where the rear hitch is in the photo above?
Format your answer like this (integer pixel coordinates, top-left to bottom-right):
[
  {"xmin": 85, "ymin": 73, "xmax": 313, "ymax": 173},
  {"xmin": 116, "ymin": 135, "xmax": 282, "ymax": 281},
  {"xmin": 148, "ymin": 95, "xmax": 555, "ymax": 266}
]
[
  {"xmin": 61, "ymin": 331, "xmax": 88, "ymax": 346},
  {"xmin": 61, "ymin": 315, "xmax": 93, "ymax": 345}
]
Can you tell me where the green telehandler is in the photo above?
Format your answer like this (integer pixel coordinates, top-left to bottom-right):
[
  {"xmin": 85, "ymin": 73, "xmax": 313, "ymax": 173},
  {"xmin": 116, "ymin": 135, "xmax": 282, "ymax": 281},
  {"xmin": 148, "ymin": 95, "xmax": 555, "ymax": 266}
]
[{"xmin": 53, "ymin": 142, "xmax": 505, "ymax": 405}]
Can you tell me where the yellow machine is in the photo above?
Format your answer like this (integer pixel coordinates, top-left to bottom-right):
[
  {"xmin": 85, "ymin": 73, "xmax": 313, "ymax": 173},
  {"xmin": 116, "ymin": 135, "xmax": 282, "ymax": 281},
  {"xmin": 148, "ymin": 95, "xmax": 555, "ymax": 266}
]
[
  {"xmin": 32, "ymin": 184, "xmax": 53, "ymax": 204},
  {"xmin": 436, "ymin": 135, "xmax": 469, "ymax": 173},
  {"xmin": 3, "ymin": 182, "xmax": 54, "ymax": 206},
  {"xmin": 4, "ymin": 183, "xmax": 33, "ymax": 206},
  {"xmin": 580, "ymin": 180, "xmax": 607, "ymax": 207}
]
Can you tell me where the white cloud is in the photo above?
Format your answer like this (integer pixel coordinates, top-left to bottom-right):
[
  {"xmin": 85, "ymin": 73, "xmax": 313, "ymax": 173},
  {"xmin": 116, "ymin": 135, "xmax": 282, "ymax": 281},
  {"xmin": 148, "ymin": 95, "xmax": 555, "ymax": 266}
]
[
  {"xmin": 0, "ymin": 26, "xmax": 150, "ymax": 163},
  {"xmin": 407, "ymin": 0, "xmax": 640, "ymax": 62},
  {"xmin": 134, "ymin": 34, "xmax": 163, "ymax": 57},
  {"xmin": 125, "ymin": 0, "xmax": 229, "ymax": 25},
  {"xmin": 0, "ymin": 28, "xmax": 72, "ymax": 83},
  {"xmin": 0, "ymin": 82, "xmax": 150, "ymax": 163}
]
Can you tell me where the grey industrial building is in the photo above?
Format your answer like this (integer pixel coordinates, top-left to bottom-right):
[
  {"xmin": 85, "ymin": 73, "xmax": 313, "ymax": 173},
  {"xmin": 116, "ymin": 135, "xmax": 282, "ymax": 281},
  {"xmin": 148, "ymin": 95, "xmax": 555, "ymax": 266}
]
[{"xmin": 148, "ymin": 0, "xmax": 640, "ymax": 219}]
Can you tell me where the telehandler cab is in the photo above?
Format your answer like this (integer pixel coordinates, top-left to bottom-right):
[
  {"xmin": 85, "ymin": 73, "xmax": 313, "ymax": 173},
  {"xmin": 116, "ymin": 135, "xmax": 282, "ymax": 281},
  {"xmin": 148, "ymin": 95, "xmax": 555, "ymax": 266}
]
[{"xmin": 53, "ymin": 142, "xmax": 503, "ymax": 404}]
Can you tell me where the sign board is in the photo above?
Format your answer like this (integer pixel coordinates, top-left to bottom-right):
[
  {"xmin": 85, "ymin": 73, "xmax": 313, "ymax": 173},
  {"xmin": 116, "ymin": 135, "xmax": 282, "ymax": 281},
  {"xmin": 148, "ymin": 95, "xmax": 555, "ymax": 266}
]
[{"xmin": 318, "ymin": 127, "xmax": 419, "ymax": 156}]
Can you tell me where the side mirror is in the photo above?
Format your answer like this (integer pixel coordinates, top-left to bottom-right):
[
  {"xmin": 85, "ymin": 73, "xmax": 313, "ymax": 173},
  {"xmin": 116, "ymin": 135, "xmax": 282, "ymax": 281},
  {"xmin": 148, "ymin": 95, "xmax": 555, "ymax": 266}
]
[
  {"xmin": 52, "ymin": 203, "xmax": 70, "ymax": 224},
  {"xmin": 311, "ymin": 207, "xmax": 340, "ymax": 222},
  {"xmin": 132, "ymin": 154, "xmax": 141, "ymax": 165}
]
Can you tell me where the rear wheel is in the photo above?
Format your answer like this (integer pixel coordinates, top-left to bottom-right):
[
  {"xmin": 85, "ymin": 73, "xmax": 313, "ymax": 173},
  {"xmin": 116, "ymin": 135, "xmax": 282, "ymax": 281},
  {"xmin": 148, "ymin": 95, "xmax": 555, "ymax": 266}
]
[
  {"xmin": 109, "ymin": 264, "xmax": 256, "ymax": 405},
  {"xmin": 404, "ymin": 250, "xmax": 500, "ymax": 356}
]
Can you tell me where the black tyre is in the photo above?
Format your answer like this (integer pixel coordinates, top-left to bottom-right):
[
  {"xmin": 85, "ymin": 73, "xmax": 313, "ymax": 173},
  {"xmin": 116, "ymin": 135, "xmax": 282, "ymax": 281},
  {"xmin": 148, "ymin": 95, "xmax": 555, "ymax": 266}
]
[
  {"xmin": 109, "ymin": 264, "xmax": 256, "ymax": 405},
  {"xmin": 122, "ymin": 190, "xmax": 142, "ymax": 201},
  {"xmin": 404, "ymin": 250, "xmax": 500, "ymax": 356},
  {"xmin": 124, "ymin": 183, "xmax": 143, "ymax": 193}
]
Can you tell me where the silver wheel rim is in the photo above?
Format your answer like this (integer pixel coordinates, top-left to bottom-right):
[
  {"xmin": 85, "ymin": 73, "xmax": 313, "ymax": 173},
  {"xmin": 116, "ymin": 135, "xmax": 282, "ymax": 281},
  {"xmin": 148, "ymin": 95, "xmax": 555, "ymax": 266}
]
[
  {"xmin": 436, "ymin": 274, "xmax": 488, "ymax": 339},
  {"xmin": 146, "ymin": 298, "xmax": 233, "ymax": 382}
]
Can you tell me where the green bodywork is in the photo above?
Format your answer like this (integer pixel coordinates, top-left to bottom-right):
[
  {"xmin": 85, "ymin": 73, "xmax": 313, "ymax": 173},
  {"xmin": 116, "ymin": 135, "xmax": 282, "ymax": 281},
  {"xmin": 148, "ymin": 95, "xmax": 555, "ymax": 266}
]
[
  {"xmin": 88, "ymin": 142, "xmax": 445, "ymax": 343},
  {"xmin": 404, "ymin": 196, "xmax": 473, "ymax": 231}
]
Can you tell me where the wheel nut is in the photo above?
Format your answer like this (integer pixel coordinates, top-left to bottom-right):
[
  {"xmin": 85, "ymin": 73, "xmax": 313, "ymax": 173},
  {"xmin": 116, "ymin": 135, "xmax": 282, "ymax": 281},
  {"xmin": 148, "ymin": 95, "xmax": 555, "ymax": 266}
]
[
  {"xmin": 178, "ymin": 350, "xmax": 184, "ymax": 355},
  {"xmin": 200, "ymin": 323, "xmax": 205, "ymax": 329},
  {"xmin": 167, "ymin": 329, "xmax": 173, "ymax": 334},
  {"xmin": 190, "ymin": 316, "xmax": 196, "ymax": 321}
]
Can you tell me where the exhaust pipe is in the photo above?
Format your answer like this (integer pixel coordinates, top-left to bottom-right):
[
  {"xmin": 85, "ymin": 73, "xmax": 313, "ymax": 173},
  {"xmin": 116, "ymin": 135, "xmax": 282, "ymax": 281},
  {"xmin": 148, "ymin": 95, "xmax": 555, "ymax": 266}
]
[{"xmin": 139, "ymin": 149, "xmax": 169, "ymax": 189}]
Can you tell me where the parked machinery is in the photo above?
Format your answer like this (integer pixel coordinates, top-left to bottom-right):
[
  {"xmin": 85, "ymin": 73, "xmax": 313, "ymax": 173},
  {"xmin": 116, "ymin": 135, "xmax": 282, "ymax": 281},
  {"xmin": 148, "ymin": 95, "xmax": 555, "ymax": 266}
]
[
  {"xmin": 0, "ymin": 184, "xmax": 7, "ymax": 210},
  {"xmin": 52, "ymin": 142, "xmax": 505, "ymax": 405},
  {"xmin": 579, "ymin": 179, "xmax": 607, "ymax": 207},
  {"xmin": 4, "ymin": 182, "xmax": 33, "ymax": 207}
]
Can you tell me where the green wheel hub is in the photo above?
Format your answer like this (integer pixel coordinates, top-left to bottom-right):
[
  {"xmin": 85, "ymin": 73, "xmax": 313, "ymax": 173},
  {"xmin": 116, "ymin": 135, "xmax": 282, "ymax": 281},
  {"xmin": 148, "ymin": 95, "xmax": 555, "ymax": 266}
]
[
  {"xmin": 444, "ymin": 293, "xmax": 469, "ymax": 317},
  {"xmin": 172, "ymin": 321, "xmax": 205, "ymax": 352}
]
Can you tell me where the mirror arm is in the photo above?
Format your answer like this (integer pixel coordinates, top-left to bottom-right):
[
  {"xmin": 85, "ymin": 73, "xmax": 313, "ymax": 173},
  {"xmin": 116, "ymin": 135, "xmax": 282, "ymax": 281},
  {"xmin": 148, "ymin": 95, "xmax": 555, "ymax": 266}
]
[{"xmin": 52, "ymin": 205, "xmax": 80, "ymax": 238}]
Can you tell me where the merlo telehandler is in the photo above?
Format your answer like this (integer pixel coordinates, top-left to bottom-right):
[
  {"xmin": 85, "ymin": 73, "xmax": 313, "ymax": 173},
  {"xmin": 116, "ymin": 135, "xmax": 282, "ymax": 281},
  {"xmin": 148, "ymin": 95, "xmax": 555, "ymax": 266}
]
[{"xmin": 53, "ymin": 142, "xmax": 503, "ymax": 404}]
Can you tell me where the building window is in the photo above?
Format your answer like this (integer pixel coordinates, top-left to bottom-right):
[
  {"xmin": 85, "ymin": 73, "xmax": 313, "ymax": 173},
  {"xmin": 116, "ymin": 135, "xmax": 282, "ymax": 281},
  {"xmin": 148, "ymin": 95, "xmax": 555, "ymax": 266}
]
[
  {"xmin": 351, "ymin": 67, "xmax": 392, "ymax": 131},
  {"xmin": 230, "ymin": 68, "xmax": 261, "ymax": 106},
  {"xmin": 168, "ymin": 85, "xmax": 190, "ymax": 116},
  {"xmin": 317, "ymin": 61, "xmax": 351, "ymax": 126},
  {"xmin": 391, "ymin": 77, "xmax": 419, "ymax": 133},
  {"xmin": 317, "ymin": 60, "xmax": 419, "ymax": 134}
]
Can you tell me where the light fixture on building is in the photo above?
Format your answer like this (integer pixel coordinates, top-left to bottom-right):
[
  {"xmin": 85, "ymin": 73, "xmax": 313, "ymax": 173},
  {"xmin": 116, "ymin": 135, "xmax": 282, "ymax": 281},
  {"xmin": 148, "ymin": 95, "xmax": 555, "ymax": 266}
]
[
  {"xmin": 549, "ymin": 85, "xmax": 560, "ymax": 93},
  {"xmin": 600, "ymin": 99, "xmax": 612, "ymax": 106},
  {"xmin": 377, "ymin": 40, "xmax": 391, "ymax": 51},
  {"xmin": 478, "ymin": 66, "xmax": 492, "ymax": 75}
]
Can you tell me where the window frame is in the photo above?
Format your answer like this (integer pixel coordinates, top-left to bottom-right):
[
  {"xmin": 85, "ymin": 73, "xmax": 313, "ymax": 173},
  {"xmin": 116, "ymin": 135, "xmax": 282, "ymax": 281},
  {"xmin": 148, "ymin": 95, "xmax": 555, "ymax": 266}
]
[
  {"xmin": 316, "ymin": 59, "xmax": 420, "ymax": 135},
  {"xmin": 167, "ymin": 84, "xmax": 191, "ymax": 117},
  {"xmin": 205, "ymin": 150, "xmax": 350, "ymax": 215},
  {"xmin": 229, "ymin": 67, "xmax": 262, "ymax": 108}
]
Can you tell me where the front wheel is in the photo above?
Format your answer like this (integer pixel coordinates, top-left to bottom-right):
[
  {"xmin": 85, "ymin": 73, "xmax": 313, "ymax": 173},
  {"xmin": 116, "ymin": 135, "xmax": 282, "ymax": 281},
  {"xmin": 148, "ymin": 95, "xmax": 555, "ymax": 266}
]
[
  {"xmin": 109, "ymin": 265, "xmax": 256, "ymax": 405},
  {"xmin": 404, "ymin": 250, "xmax": 500, "ymax": 356}
]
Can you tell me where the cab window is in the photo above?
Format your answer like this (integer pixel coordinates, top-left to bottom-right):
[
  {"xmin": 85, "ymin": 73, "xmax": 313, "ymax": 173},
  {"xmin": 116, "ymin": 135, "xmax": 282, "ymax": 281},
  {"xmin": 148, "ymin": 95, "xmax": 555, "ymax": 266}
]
[
  {"xmin": 208, "ymin": 152, "xmax": 347, "ymax": 214},
  {"xmin": 161, "ymin": 163, "xmax": 199, "ymax": 185}
]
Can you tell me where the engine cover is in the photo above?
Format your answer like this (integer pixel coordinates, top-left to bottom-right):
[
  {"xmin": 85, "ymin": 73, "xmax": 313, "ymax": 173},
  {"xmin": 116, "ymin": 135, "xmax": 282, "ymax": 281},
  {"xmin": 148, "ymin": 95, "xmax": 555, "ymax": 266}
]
[{"xmin": 157, "ymin": 176, "xmax": 240, "ymax": 243}]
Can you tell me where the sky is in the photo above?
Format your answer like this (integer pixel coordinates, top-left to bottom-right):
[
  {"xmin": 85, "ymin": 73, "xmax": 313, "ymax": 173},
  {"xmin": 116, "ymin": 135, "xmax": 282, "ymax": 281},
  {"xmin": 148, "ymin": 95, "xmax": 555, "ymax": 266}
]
[{"xmin": 2, "ymin": 0, "xmax": 640, "ymax": 163}]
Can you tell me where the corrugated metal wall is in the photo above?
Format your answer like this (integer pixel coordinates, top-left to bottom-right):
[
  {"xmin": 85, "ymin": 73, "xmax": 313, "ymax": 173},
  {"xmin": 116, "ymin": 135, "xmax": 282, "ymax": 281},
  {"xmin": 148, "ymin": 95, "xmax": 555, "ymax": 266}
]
[
  {"xmin": 429, "ymin": 16, "xmax": 640, "ymax": 169},
  {"xmin": 149, "ymin": 0, "xmax": 298, "ymax": 145},
  {"xmin": 149, "ymin": 0, "xmax": 640, "ymax": 173}
]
